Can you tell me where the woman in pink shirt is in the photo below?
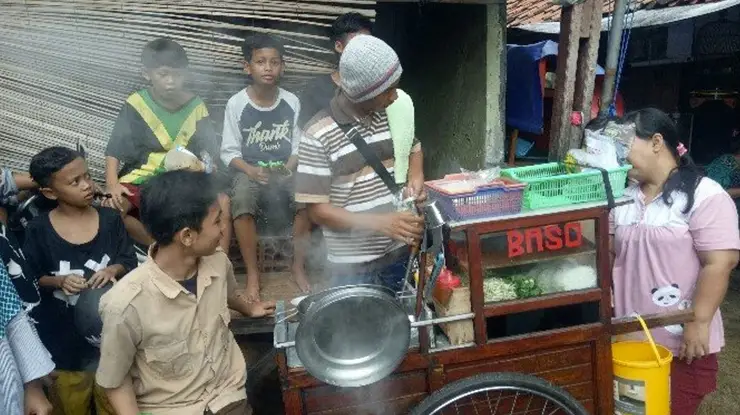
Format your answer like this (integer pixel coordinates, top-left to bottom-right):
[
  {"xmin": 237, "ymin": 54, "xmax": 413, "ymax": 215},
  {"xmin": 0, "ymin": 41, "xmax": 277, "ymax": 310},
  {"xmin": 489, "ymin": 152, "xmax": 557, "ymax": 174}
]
[{"xmin": 610, "ymin": 108, "xmax": 740, "ymax": 414}]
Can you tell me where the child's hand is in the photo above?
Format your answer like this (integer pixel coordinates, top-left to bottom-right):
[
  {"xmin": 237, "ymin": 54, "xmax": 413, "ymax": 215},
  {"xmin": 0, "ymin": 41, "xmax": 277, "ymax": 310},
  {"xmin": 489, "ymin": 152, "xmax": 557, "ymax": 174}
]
[
  {"xmin": 60, "ymin": 275, "xmax": 87, "ymax": 295},
  {"xmin": 247, "ymin": 300, "xmax": 276, "ymax": 318},
  {"xmin": 284, "ymin": 156, "xmax": 298, "ymax": 172},
  {"xmin": 245, "ymin": 164, "xmax": 269, "ymax": 185},
  {"xmin": 88, "ymin": 267, "xmax": 118, "ymax": 289},
  {"xmin": 404, "ymin": 179, "xmax": 427, "ymax": 204},
  {"xmin": 106, "ymin": 182, "xmax": 133, "ymax": 211},
  {"xmin": 24, "ymin": 380, "xmax": 53, "ymax": 415},
  {"xmin": 273, "ymin": 164, "xmax": 293, "ymax": 181}
]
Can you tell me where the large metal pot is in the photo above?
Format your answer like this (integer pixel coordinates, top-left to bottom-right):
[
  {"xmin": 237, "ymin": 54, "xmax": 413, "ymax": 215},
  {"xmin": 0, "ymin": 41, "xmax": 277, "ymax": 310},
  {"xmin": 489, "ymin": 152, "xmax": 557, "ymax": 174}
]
[
  {"xmin": 294, "ymin": 284, "xmax": 394, "ymax": 315},
  {"xmin": 294, "ymin": 284, "xmax": 410, "ymax": 388}
]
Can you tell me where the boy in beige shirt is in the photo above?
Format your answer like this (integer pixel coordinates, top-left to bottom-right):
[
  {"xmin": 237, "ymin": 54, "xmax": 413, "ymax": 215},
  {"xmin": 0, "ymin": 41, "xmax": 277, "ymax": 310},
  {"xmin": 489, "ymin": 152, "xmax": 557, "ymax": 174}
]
[{"xmin": 95, "ymin": 170, "xmax": 275, "ymax": 415}]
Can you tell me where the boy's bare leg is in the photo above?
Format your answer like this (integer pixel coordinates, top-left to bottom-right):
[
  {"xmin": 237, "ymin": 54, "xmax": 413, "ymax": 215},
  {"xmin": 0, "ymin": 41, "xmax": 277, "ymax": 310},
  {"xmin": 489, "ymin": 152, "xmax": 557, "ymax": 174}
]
[
  {"xmin": 292, "ymin": 209, "xmax": 311, "ymax": 293},
  {"xmin": 217, "ymin": 193, "xmax": 233, "ymax": 252},
  {"xmin": 233, "ymin": 214, "xmax": 260, "ymax": 302}
]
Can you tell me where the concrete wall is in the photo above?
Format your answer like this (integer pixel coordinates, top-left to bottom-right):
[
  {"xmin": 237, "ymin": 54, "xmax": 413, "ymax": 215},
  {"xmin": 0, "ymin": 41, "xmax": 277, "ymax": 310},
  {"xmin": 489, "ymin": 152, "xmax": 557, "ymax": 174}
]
[{"xmin": 375, "ymin": 2, "xmax": 507, "ymax": 179}]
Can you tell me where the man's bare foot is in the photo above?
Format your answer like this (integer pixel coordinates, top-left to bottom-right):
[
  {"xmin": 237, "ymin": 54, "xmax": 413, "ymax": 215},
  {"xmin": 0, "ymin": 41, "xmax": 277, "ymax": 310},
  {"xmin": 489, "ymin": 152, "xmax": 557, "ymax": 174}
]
[
  {"xmin": 292, "ymin": 268, "xmax": 311, "ymax": 294},
  {"xmin": 245, "ymin": 278, "xmax": 261, "ymax": 302}
]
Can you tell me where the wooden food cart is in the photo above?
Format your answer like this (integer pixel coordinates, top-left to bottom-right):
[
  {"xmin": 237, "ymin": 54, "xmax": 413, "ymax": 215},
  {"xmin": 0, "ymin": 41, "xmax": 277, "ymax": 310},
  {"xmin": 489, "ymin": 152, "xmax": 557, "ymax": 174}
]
[{"xmin": 273, "ymin": 198, "xmax": 691, "ymax": 414}]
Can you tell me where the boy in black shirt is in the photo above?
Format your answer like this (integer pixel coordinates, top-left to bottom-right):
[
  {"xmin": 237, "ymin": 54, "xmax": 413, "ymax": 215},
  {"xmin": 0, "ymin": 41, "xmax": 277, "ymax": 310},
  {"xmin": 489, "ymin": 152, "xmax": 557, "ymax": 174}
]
[{"xmin": 24, "ymin": 146, "xmax": 137, "ymax": 415}]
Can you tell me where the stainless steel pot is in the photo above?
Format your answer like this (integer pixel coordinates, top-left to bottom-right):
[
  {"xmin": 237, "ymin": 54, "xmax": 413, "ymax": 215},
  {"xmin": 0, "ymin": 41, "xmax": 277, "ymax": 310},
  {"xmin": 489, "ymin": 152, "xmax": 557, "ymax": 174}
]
[
  {"xmin": 294, "ymin": 285, "xmax": 410, "ymax": 387},
  {"xmin": 294, "ymin": 284, "xmax": 395, "ymax": 316}
]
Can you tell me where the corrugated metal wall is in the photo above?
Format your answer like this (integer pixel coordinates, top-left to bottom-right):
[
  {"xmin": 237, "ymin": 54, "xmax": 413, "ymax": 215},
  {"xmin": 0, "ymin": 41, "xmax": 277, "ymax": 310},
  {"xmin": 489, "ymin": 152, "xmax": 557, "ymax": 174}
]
[{"xmin": 0, "ymin": 0, "xmax": 374, "ymax": 179}]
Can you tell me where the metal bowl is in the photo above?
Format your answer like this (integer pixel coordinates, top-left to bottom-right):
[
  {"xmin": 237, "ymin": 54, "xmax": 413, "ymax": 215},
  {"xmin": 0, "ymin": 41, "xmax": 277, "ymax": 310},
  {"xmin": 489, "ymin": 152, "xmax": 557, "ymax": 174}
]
[
  {"xmin": 296, "ymin": 284, "xmax": 395, "ymax": 316},
  {"xmin": 294, "ymin": 285, "xmax": 410, "ymax": 387}
]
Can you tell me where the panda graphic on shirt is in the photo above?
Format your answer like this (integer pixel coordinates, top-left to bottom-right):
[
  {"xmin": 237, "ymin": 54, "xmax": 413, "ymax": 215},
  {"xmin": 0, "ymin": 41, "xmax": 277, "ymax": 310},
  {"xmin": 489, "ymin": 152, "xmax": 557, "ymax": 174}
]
[{"xmin": 650, "ymin": 283, "xmax": 691, "ymax": 335}]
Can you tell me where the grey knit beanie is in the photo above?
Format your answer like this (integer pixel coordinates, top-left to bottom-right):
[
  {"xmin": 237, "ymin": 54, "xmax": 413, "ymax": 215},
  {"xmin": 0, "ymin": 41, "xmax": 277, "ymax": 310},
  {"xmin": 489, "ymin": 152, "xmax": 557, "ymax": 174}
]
[{"xmin": 339, "ymin": 35, "xmax": 403, "ymax": 103}]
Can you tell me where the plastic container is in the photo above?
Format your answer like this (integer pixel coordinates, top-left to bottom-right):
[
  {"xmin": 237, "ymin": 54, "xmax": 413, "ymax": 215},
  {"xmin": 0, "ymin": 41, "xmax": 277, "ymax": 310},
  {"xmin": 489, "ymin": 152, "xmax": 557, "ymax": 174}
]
[
  {"xmin": 425, "ymin": 174, "xmax": 526, "ymax": 221},
  {"xmin": 437, "ymin": 269, "xmax": 461, "ymax": 290},
  {"xmin": 500, "ymin": 162, "xmax": 630, "ymax": 210},
  {"xmin": 612, "ymin": 315, "xmax": 672, "ymax": 415},
  {"xmin": 432, "ymin": 268, "xmax": 461, "ymax": 307}
]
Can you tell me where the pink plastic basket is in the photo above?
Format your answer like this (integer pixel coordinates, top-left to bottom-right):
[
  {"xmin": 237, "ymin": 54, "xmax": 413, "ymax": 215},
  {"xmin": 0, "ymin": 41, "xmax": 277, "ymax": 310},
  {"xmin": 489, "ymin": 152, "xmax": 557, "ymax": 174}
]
[{"xmin": 425, "ymin": 174, "xmax": 526, "ymax": 221}]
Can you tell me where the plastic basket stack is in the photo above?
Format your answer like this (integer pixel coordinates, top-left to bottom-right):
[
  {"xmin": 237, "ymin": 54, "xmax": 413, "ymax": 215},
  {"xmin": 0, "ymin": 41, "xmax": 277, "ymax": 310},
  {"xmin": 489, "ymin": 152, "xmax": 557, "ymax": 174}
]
[
  {"xmin": 425, "ymin": 174, "xmax": 526, "ymax": 222},
  {"xmin": 424, "ymin": 163, "xmax": 630, "ymax": 222},
  {"xmin": 501, "ymin": 162, "xmax": 631, "ymax": 210}
]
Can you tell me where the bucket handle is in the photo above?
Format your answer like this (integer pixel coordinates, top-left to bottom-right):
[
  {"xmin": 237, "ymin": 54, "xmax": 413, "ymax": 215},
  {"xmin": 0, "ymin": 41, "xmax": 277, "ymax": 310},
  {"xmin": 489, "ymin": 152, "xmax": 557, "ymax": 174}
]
[{"xmin": 635, "ymin": 314, "xmax": 664, "ymax": 366}]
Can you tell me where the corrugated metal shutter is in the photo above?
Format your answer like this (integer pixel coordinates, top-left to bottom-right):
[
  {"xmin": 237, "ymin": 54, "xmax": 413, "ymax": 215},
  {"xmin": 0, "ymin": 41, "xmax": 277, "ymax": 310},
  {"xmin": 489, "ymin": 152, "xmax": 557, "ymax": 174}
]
[{"xmin": 0, "ymin": 1, "xmax": 375, "ymax": 180}]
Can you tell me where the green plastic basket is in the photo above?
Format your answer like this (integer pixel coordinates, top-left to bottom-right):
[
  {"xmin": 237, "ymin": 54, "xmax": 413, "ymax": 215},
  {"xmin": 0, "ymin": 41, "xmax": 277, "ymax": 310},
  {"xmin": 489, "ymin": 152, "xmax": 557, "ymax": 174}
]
[{"xmin": 501, "ymin": 163, "xmax": 631, "ymax": 210}]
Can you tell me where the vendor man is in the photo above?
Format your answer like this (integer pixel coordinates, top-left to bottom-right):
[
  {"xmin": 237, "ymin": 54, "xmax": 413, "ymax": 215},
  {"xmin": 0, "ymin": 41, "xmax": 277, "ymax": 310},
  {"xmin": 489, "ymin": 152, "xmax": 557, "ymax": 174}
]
[
  {"xmin": 295, "ymin": 35, "xmax": 425, "ymax": 292},
  {"xmin": 298, "ymin": 13, "xmax": 421, "ymax": 188}
]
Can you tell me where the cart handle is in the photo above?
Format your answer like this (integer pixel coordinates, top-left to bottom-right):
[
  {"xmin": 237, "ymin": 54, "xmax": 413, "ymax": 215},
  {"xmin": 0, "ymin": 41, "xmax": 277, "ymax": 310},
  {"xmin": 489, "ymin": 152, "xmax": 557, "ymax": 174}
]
[
  {"xmin": 611, "ymin": 309, "xmax": 693, "ymax": 336},
  {"xmin": 272, "ymin": 313, "xmax": 476, "ymax": 350},
  {"xmin": 410, "ymin": 312, "xmax": 476, "ymax": 328}
]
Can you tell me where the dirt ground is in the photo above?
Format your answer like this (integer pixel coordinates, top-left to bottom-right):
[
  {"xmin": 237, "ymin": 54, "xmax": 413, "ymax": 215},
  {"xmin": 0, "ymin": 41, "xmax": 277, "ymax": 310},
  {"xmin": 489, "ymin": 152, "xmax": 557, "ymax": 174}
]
[{"xmin": 698, "ymin": 280, "xmax": 740, "ymax": 414}]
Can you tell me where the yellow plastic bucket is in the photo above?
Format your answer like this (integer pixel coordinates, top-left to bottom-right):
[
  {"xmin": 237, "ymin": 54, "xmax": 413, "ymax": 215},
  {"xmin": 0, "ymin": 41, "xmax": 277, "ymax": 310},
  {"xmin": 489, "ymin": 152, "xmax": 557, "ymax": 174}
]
[{"xmin": 612, "ymin": 315, "xmax": 673, "ymax": 415}]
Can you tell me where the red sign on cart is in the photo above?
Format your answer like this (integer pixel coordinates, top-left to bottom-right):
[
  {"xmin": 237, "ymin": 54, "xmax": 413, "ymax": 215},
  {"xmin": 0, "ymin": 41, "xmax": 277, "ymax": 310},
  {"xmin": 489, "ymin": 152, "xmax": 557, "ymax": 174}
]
[{"xmin": 507, "ymin": 222, "xmax": 583, "ymax": 258}]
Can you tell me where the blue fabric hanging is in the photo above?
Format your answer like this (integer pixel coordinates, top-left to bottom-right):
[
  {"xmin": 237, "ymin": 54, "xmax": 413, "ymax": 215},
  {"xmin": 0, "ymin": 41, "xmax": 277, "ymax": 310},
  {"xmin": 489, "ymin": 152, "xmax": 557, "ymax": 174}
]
[{"xmin": 506, "ymin": 40, "xmax": 606, "ymax": 134}]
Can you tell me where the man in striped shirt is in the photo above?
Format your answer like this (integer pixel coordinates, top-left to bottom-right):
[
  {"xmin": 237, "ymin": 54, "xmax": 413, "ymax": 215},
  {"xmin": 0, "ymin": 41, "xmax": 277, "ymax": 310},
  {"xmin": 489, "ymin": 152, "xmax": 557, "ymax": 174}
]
[{"xmin": 295, "ymin": 35, "xmax": 425, "ymax": 291}]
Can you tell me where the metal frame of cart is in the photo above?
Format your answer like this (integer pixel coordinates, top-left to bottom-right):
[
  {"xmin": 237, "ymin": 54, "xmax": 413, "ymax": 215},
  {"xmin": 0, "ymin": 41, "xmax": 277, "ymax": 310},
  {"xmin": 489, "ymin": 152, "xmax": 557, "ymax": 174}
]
[{"xmin": 273, "ymin": 198, "xmax": 694, "ymax": 414}]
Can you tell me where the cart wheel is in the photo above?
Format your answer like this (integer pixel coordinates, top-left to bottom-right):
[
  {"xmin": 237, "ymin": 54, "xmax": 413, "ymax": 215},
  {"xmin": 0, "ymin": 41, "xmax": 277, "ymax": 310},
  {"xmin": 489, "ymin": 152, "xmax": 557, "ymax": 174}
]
[{"xmin": 409, "ymin": 372, "xmax": 588, "ymax": 415}]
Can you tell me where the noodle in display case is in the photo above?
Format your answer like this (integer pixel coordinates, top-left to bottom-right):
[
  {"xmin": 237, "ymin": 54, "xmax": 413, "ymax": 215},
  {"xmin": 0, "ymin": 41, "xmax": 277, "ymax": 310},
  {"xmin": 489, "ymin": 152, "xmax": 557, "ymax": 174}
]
[{"xmin": 451, "ymin": 219, "xmax": 598, "ymax": 304}]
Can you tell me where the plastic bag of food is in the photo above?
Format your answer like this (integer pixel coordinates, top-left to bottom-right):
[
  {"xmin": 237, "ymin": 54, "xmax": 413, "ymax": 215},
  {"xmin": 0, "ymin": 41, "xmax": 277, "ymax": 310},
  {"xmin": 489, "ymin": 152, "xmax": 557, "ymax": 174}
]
[
  {"xmin": 460, "ymin": 167, "xmax": 502, "ymax": 188},
  {"xmin": 431, "ymin": 167, "xmax": 503, "ymax": 196},
  {"xmin": 164, "ymin": 147, "xmax": 206, "ymax": 172},
  {"xmin": 565, "ymin": 129, "xmax": 620, "ymax": 172}
]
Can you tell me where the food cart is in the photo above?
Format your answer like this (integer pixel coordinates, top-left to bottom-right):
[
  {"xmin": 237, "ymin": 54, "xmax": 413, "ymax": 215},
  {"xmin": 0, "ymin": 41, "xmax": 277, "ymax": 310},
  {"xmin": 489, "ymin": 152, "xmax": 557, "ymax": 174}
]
[{"xmin": 272, "ymin": 170, "xmax": 693, "ymax": 414}]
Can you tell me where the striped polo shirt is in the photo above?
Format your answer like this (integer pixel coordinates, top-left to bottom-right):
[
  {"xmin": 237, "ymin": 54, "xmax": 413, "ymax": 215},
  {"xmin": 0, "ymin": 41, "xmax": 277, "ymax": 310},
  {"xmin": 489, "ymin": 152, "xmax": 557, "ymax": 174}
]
[{"xmin": 295, "ymin": 93, "xmax": 421, "ymax": 265}]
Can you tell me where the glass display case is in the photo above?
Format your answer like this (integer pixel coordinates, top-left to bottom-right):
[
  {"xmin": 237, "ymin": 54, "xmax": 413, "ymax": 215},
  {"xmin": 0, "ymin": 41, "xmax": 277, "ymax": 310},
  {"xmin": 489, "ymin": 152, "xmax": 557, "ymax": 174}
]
[{"xmin": 451, "ymin": 219, "xmax": 598, "ymax": 305}]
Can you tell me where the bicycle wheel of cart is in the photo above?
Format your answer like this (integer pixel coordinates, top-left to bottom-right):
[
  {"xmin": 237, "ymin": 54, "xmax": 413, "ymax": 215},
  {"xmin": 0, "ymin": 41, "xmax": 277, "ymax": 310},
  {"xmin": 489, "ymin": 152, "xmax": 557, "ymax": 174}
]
[{"xmin": 409, "ymin": 372, "xmax": 589, "ymax": 415}]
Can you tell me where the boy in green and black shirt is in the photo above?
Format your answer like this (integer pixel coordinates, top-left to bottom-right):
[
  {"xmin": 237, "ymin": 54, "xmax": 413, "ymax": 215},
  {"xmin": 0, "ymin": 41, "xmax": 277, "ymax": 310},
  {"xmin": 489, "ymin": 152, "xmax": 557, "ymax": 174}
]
[{"xmin": 105, "ymin": 38, "xmax": 230, "ymax": 252}]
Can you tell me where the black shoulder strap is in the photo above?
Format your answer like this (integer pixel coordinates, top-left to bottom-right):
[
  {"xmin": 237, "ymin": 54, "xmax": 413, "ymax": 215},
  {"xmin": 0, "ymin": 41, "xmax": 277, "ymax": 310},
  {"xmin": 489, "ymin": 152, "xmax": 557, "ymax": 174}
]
[
  {"xmin": 565, "ymin": 161, "xmax": 616, "ymax": 209},
  {"xmin": 333, "ymin": 119, "xmax": 402, "ymax": 195}
]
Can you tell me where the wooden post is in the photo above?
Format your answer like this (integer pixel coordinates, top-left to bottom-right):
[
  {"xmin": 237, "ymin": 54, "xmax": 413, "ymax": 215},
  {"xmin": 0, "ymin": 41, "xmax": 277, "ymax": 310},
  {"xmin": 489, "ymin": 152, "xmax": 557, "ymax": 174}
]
[
  {"xmin": 549, "ymin": 0, "xmax": 604, "ymax": 161},
  {"xmin": 549, "ymin": 3, "xmax": 583, "ymax": 161},
  {"xmin": 573, "ymin": 0, "xmax": 605, "ymax": 127}
]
